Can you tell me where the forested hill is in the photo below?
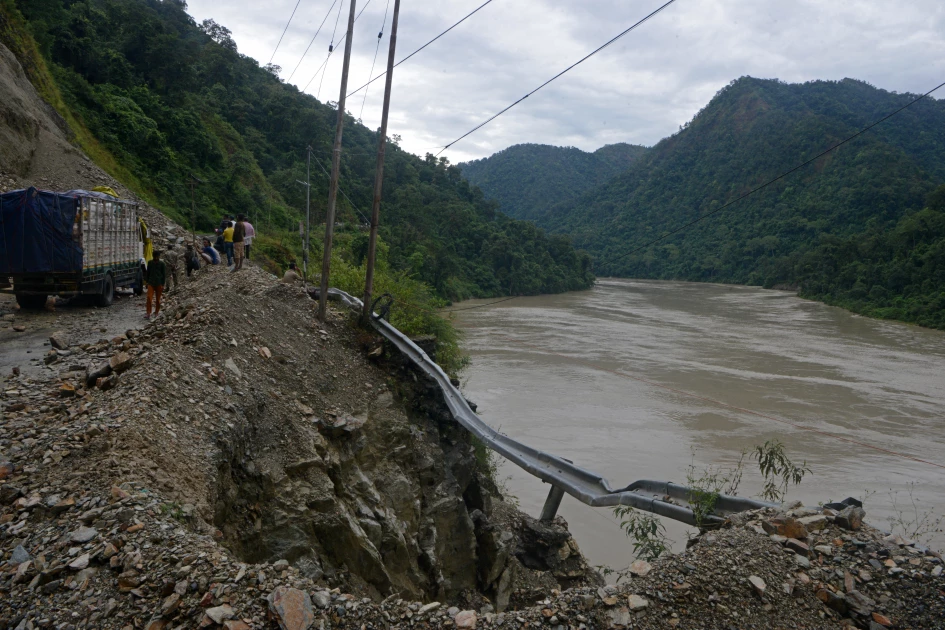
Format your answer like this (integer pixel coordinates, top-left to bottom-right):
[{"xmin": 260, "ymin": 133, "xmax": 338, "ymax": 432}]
[
  {"xmin": 540, "ymin": 77, "xmax": 945, "ymax": 329},
  {"xmin": 1, "ymin": 0, "xmax": 593, "ymax": 300},
  {"xmin": 459, "ymin": 143, "xmax": 646, "ymax": 221}
]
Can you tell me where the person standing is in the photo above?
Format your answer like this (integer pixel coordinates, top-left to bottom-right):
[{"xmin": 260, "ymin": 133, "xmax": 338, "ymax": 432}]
[
  {"xmin": 162, "ymin": 244, "xmax": 181, "ymax": 291},
  {"xmin": 232, "ymin": 214, "xmax": 246, "ymax": 272},
  {"xmin": 185, "ymin": 244, "xmax": 201, "ymax": 276},
  {"xmin": 243, "ymin": 218, "xmax": 255, "ymax": 260},
  {"xmin": 145, "ymin": 250, "xmax": 167, "ymax": 319},
  {"xmin": 222, "ymin": 222, "xmax": 235, "ymax": 266}
]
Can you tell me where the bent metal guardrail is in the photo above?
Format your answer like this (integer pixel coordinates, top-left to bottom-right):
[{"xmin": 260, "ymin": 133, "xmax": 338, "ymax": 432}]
[{"xmin": 327, "ymin": 289, "xmax": 775, "ymax": 527}]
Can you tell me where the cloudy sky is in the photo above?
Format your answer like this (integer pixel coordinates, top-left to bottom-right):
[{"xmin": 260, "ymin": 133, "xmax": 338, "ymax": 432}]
[{"xmin": 185, "ymin": 0, "xmax": 945, "ymax": 163}]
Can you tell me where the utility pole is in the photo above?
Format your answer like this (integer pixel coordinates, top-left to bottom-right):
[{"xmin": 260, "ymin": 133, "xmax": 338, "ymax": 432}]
[
  {"xmin": 362, "ymin": 0, "xmax": 401, "ymax": 324},
  {"xmin": 188, "ymin": 175, "xmax": 203, "ymax": 245},
  {"xmin": 319, "ymin": 0, "xmax": 357, "ymax": 321},
  {"xmin": 296, "ymin": 145, "xmax": 312, "ymax": 294}
]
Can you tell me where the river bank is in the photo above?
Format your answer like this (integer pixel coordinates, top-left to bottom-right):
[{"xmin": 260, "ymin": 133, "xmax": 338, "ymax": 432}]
[{"xmin": 453, "ymin": 278, "xmax": 945, "ymax": 571}]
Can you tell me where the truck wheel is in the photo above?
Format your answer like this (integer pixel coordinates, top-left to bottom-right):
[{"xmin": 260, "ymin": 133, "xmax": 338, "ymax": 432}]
[
  {"xmin": 96, "ymin": 274, "xmax": 115, "ymax": 307},
  {"xmin": 133, "ymin": 268, "xmax": 144, "ymax": 296},
  {"xmin": 15, "ymin": 294, "xmax": 47, "ymax": 310}
]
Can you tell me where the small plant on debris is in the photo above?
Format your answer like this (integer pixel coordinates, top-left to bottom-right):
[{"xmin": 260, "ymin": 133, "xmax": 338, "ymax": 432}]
[
  {"xmin": 752, "ymin": 440, "xmax": 811, "ymax": 503},
  {"xmin": 885, "ymin": 482, "xmax": 944, "ymax": 545},
  {"xmin": 685, "ymin": 450, "xmax": 747, "ymax": 528},
  {"xmin": 612, "ymin": 505, "xmax": 671, "ymax": 561}
]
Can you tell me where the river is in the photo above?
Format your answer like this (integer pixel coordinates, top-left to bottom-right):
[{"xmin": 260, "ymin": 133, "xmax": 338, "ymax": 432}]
[{"xmin": 453, "ymin": 278, "xmax": 945, "ymax": 573}]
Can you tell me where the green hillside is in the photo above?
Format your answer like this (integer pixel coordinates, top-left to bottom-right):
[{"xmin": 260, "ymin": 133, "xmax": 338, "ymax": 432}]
[
  {"xmin": 4, "ymin": 0, "xmax": 593, "ymax": 302},
  {"xmin": 459, "ymin": 143, "xmax": 646, "ymax": 221},
  {"xmin": 539, "ymin": 77, "xmax": 945, "ymax": 329}
]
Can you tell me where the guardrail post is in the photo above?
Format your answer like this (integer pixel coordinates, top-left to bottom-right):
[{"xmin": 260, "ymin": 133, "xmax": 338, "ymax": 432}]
[{"xmin": 539, "ymin": 484, "xmax": 565, "ymax": 523}]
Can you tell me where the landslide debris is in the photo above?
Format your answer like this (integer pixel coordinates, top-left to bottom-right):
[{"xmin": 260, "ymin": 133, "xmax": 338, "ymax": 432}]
[{"xmin": 0, "ymin": 261, "xmax": 603, "ymax": 629}]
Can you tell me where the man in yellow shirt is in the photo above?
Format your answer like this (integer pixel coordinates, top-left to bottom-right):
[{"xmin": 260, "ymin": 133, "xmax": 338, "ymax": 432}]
[{"xmin": 222, "ymin": 223, "xmax": 234, "ymax": 266}]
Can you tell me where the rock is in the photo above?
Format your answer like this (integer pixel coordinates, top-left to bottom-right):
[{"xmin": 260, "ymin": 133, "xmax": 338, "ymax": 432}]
[
  {"xmin": 816, "ymin": 588, "xmax": 847, "ymax": 614},
  {"xmin": 454, "ymin": 610, "xmax": 477, "ymax": 629},
  {"xmin": 794, "ymin": 554, "xmax": 811, "ymax": 569},
  {"xmin": 606, "ymin": 608, "xmax": 631, "ymax": 626},
  {"xmin": 41, "ymin": 579, "xmax": 62, "ymax": 593},
  {"xmin": 224, "ymin": 622, "xmax": 251, "ymax": 630},
  {"xmin": 224, "ymin": 358, "xmax": 242, "ymax": 379},
  {"xmin": 144, "ymin": 619, "xmax": 168, "ymax": 630},
  {"xmin": 12, "ymin": 324, "xmax": 26, "ymax": 332},
  {"xmin": 49, "ymin": 332, "xmax": 70, "ymax": 350},
  {"xmin": 762, "ymin": 517, "xmax": 808, "ymax": 539},
  {"xmin": 51, "ymin": 497, "xmax": 76, "ymax": 515},
  {"xmin": 628, "ymin": 559, "xmax": 652, "ymax": 577},
  {"xmin": 109, "ymin": 352, "xmax": 134, "ymax": 374},
  {"xmin": 932, "ymin": 565, "xmax": 943, "ymax": 577},
  {"xmin": 85, "ymin": 362, "xmax": 112, "ymax": 387},
  {"xmin": 267, "ymin": 586, "xmax": 314, "ymax": 630},
  {"xmin": 836, "ymin": 506, "xmax": 866, "ymax": 531},
  {"xmin": 845, "ymin": 590, "xmax": 875, "ymax": 616},
  {"xmin": 259, "ymin": 346, "xmax": 272, "ymax": 358},
  {"xmin": 69, "ymin": 553, "xmax": 90, "ymax": 570},
  {"xmin": 205, "ymin": 605, "xmax": 235, "ymax": 624},
  {"xmin": 627, "ymin": 594, "xmax": 649, "ymax": 611},
  {"xmin": 161, "ymin": 594, "xmax": 181, "ymax": 617},
  {"xmin": 419, "ymin": 602, "xmax": 441, "ymax": 614},
  {"xmin": 798, "ymin": 514, "xmax": 827, "ymax": 531},
  {"xmin": 0, "ymin": 458, "xmax": 14, "ymax": 481},
  {"xmin": 785, "ymin": 538, "xmax": 809, "ymax": 556},
  {"xmin": 748, "ymin": 575, "xmax": 766, "ymax": 597},
  {"xmin": 70, "ymin": 526, "xmax": 98, "ymax": 543},
  {"xmin": 312, "ymin": 590, "xmax": 331, "ymax": 609},
  {"xmin": 60, "ymin": 382, "xmax": 76, "ymax": 397},
  {"xmin": 10, "ymin": 545, "xmax": 30, "ymax": 565},
  {"xmin": 871, "ymin": 613, "xmax": 893, "ymax": 627},
  {"xmin": 814, "ymin": 545, "xmax": 833, "ymax": 555}
]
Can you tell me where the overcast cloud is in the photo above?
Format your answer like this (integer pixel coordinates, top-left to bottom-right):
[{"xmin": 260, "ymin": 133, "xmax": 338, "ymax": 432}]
[{"xmin": 184, "ymin": 0, "xmax": 945, "ymax": 163}]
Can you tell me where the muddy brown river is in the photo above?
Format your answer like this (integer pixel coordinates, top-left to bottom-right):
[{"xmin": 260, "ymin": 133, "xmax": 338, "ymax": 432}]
[{"xmin": 454, "ymin": 278, "xmax": 945, "ymax": 573}]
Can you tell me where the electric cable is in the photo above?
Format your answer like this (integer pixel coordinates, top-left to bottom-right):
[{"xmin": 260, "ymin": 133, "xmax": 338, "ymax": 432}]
[
  {"xmin": 287, "ymin": 0, "xmax": 339, "ymax": 82},
  {"xmin": 435, "ymin": 0, "xmax": 679, "ymax": 156},
  {"xmin": 347, "ymin": 0, "xmax": 499, "ymax": 98},
  {"xmin": 359, "ymin": 0, "xmax": 391, "ymax": 120},
  {"xmin": 301, "ymin": 0, "xmax": 376, "ymax": 94},
  {"xmin": 328, "ymin": 0, "xmax": 345, "ymax": 52},
  {"xmin": 269, "ymin": 0, "xmax": 304, "ymax": 66}
]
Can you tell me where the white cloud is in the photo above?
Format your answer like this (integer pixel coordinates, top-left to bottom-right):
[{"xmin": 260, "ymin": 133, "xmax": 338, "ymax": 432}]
[{"xmin": 185, "ymin": 0, "xmax": 945, "ymax": 162}]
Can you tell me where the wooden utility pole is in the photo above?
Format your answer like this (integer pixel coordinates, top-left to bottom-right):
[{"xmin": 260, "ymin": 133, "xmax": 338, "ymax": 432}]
[
  {"xmin": 296, "ymin": 145, "xmax": 312, "ymax": 294},
  {"xmin": 188, "ymin": 175, "xmax": 203, "ymax": 245},
  {"xmin": 319, "ymin": 0, "xmax": 358, "ymax": 320},
  {"xmin": 362, "ymin": 0, "xmax": 402, "ymax": 324}
]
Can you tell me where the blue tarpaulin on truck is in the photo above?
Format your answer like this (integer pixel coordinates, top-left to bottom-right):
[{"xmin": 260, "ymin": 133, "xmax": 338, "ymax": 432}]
[{"xmin": 0, "ymin": 187, "xmax": 83, "ymax": 275}]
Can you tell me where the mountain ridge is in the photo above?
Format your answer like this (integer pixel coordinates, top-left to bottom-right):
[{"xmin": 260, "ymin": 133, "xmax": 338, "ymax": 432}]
[{"xmin": 459, "ymin": 142, "xmax": 647, "ymax": 221}]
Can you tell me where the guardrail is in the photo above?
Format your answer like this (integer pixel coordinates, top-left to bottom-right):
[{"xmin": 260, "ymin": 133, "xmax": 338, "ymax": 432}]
[{"xmin": 327, "ymin": 289, "xmax": 775, "ymax": 527}]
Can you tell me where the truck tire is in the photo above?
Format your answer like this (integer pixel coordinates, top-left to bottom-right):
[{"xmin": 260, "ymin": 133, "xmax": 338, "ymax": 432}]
[
  {"xmin": 15, "ymin": 293, "xmax": 47, "ymax": 310},
  {"xmin": 133, "ymin": 267, "xmax": 144, "ymax": 296},
  {"xmin": 96, "ymin": 274, "xmax": 114, "ymax": 307}
]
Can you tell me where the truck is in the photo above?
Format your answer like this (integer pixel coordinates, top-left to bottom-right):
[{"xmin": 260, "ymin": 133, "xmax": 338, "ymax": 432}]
[{"xmin": 0, "ymin": 187, "xmax": 144, "ymax": 309}]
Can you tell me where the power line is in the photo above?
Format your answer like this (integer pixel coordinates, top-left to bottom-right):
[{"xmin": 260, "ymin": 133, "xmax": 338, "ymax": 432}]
[
  {"xmin": 359, "ymin": 0, "xmax": 391, "ymax": 120},
  {"xmin": 347, "ymin": 0, "xmax": 499, "ymax": 98},
  {"xmin": 269, "ymin": 0, "xmax": 304, "ymax": 65},
  {"xmin": 301, "ymin": 0, "xmax": 376, "ymax": 94},
  {"xmin": 602, "ymin": 79, "xmax": 945, "ymax": 267},
  {"xmin": 287, "ymin": 0, "xmax": 339, "ymax": 82},
  {"xmin": 435, "ymin": 0, "xmax": 679, "ymax": 156}
]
